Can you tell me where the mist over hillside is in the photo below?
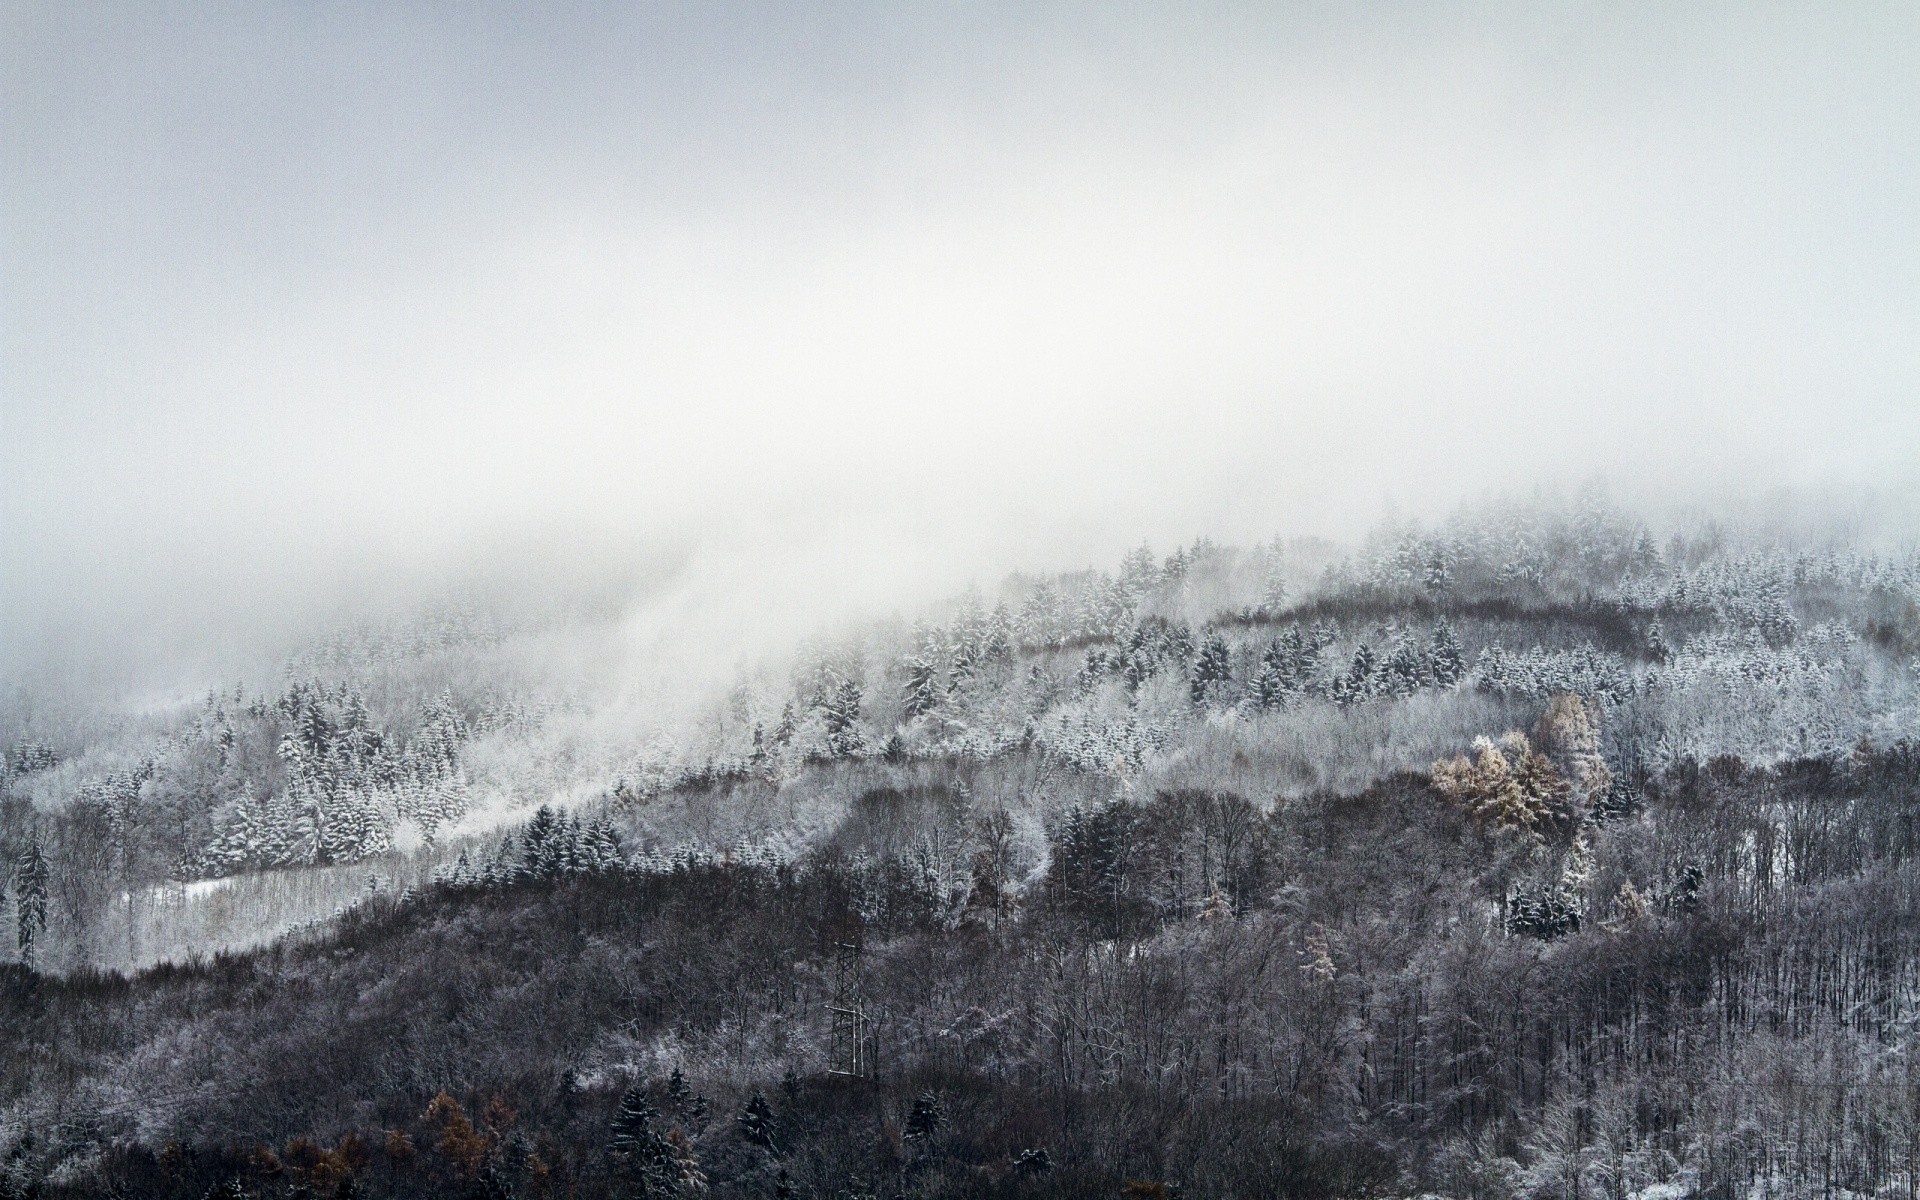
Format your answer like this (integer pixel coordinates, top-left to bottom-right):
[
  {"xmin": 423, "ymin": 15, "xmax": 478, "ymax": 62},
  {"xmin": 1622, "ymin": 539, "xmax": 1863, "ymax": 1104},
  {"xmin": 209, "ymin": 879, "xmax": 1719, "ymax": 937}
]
[
  {"xmin": 1, "ymin": 493, "xmax": 1918, "ymax": 1200},
  {"xmin": 8, "ymin": 3, "xmax": 1920, "ymax": 1198}
]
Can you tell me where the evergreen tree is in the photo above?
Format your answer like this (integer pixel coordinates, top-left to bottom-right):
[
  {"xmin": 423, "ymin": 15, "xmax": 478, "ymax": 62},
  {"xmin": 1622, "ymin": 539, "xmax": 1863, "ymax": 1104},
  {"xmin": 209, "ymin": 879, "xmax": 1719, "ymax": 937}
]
[
  {"xmin": 1248, "ymin": 639, "xmax": 1293, "ymax": 710},
  {"xmin": 1336, "ymin": 644, "xmax": 1377, "ymax": 706},
  {"xmin": 823, "ymin": 678, "xmax": 865, "ymax": 758},
  {"xmin": 520, "ymin": 806, "xmax": 564, "ymax": 878},
  {"xmin": 585, "ymin": 819, "xmax": 625, "ymax": 871},
  {"xmin": 738, "ymin": 1090, "xmax": 777, "ymax": 1151},
  {"xmin": 1257, "ymin": 546, "xmax": 1288, "ymax": 617},
  {"xmin": 1633, "ymin": 527, "xmax": 1661, "ymax": 571},
  {"xmin": 904, "ymin": 1090, "xmax": 945, "ymax": 1151},
  {"xmin": 203, "ymin": 796, "xmax": 262, "ymax": 875},
  {"xmin": 1190, "ymin": 633, "xmax": 1232, "ymax": 707},
  {"xmin": 1645, "ymin": 620, "xmax": 1671, "ymax": 664},
  {"xmin": 985, "ymin": 604, "xmax": 1016, "ymax": 663},
  {"xmin": 902, "ymin": 655, "xmax": 940, "ymax": 720},
  {"xmin": 15, "ymin": 841, "xmax": 49, "ymax": 967},
  {"xmin": 1429, "ymin": 620, "xmax": 1465, "ymax": 686},
  {"xmin": 1381, "ymin": 628, "xmax": 1429, "ymax": 697},
  {"xmin": 610, "ymin": 1085, "xmax": 674, "ymax": 1190},
  {"xmin": 1019, "ymin": 580, "xmax": 1063, "ymax": 648},
  {"xmin": 880, "ymin": 730, "xmax": 908, "ymax": 763},
  {"xmin": 1119, "ymin": 543, "xmax": 1159, "ymax": 602}
]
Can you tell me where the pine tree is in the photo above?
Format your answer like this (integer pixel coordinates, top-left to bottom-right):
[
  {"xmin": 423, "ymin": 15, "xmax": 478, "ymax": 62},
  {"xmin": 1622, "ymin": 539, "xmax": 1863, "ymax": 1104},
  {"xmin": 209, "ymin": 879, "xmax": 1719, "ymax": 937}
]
[
  {"xmin": 823, "ymin": 678, "xmax": 864, "ymax": 758},
  {"xmin": 1119, "ymin": 543, "xmax": 1159, "ymax": 602},
  {"xmin": 1258, "ymin": 546, "xmax": 1288, "ymax": 617},
  {"xmin": 902, "ymin": 654, "xmax": 940, "ymax": 720},
  {"xmin": 985, "ymin": 604, "xmax": 1016, "ymax": 663},
  {"xmin": 610, "ymin": 1086, "xmax": 661, "ymax": 1160},
  {"xmin": 15, "ymin": 841, "xmax": 49, "ymax": 967},
  {"xmin": 1019, "ymin": 580, "xmax": 1063, "ymax": 648},
  {"xmin": 1381, "ymin": 628, "xmax": 1429, "ymax": 698},
  {"xmin": 1646, "ymin": 621, "xmax": 1671, "ymax": 664},
  {"xmin": 1633, "ymin": 528, "xmax": 1661, "ymax": 571},
  {"xmin": 204, "ymin": 795, "xmax": 262, "ymax": 875},
  {"xmin": 1336, "ymin": 644, "xmax": 1377, "ymax": 706},
  {"xmin": 1248, "ymin": 640, "xmax": 1290, "ymax": 710},
  {"xmin": 521, "ymin": 806, "xmax": 563, "ymax": 878},
  {"xmin": 880, "ymin": 730, "xmax": 908, "ymax": 763},
  {"xmin": 1429, "ymin": 619, "xmax": 1465, "ymax": 686},
  {"xmin": 586, "ymin": 819, "xmax": 625, "ymax": 871},
  {"xmin": 738, "ymin": 1090, "xmax": 777, "ymax": 1151},
  {"xmin": 663, "ymin": 1129, "xmax": 706, "ymax": 1192},
  {"xmin": 1190, "ymin": 634, "xmax": 1232, "ymax": 707},
  {"xmin": 904, "ymin": 1090, "xmax": 945, "ymax": 1151},
  {"xmin": 666, "ymin": 1068, "xmax": 691, "ymax": 1117}
]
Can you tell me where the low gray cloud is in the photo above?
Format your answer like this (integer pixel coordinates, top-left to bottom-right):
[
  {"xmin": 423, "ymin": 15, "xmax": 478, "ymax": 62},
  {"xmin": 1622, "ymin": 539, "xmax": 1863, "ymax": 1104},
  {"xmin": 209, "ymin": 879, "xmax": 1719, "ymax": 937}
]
[{"xmin": 5, "ymin": 2, "xmax": 1917, "ymax": 690}]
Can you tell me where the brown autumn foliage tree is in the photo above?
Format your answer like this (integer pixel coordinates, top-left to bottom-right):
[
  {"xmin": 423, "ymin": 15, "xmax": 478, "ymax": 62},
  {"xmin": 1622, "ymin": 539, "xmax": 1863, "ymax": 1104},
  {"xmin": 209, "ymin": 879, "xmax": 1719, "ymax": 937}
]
[{"xmin": 1431, "ymin": 729, "xmax": 1567, "ymax": 836}]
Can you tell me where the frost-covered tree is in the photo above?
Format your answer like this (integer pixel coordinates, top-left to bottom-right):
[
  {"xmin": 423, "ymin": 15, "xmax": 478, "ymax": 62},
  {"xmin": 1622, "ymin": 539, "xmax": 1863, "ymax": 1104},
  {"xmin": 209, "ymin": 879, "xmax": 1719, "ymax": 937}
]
[
  {"xmin": 737, "ymin": 1090, "xmax": 777, "ymax": 1151},
  {"xmin": 1334, "ymin": 643, "xmax": 1377, "ymax": 707},
  {"xmin": 902, "ymin": 654, "xmax": 940, "ymax": 721},
  {"xmin": 1429, "ymin": 619, "xmax": 1465, "ymax": 686},
  {"xmin": 1190, "ymin": 634, "xmax": 1233, "ymax": 707},
  {"xmin": 824, "ymin": 678, "xmax": 865, "ymax": 758},
  {"xmin": 15, "ymin": 841, "xmax": 49, "ymax": 966},
  {"xmin": 1248, "ymin": 638, "xmax": 1296, "ymax": 710}
]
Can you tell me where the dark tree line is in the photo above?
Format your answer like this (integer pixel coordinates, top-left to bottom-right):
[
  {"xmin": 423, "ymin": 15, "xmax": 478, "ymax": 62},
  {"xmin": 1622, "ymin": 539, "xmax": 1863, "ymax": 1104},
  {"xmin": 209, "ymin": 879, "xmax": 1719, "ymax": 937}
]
[{"xmin": 4, "ymin": 740, "xmax": 1917, "ymax": 1199}]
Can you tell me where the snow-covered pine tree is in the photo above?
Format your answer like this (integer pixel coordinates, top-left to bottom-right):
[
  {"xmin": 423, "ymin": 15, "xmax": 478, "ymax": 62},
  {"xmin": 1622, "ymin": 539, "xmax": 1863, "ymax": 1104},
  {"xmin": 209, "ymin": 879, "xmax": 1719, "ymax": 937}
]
[
  {"xmin": 1645, "ymin": 620, "xmax": 1671, "ymax": 664},
  {"xmin": 1336, "ymin": 643, "xmax": 1377, "ymax": 706},
  {"xmin": 1248, "ymin": 639, "xmax": 1293, "ymax": 710},
  {"xmin": 902, "ymin": 654, "xmax": 940, "ymax": 721},
  {"xmin": 1119, "ymin": 543, "xmax": 1159, "ymax": 604},
  {"xmin": 521, "ymin": 806, "xmax": 563, "ymax": 878},
  {"xmin": 985, "ymin": 604, "xmax": 1016, "ymax": 663},
  {"xmin": 203, "ymin": 794, "xmax": 263, "ymax": 875},
  {"xmin": 738, "ymin": 1090, "xmax": 777, "ymax": 1151},
  {"xmin": 609, "ymin": 1085, "xmax": 660, "ymax": 1157},
  {"xmin": 15, "ymin": 841, "xmax": 49, "ymax": 967},
  {"xmin": 585, "ymin": 818, "xmax": 624, "ymax": 871},
  {"xmin": 1257, "ymin": 542, "xmax": 1288, "ymax": 617},
  {"xmin": 1381, "ymin": 627, "xmax": 1429, "ymax": 697},
  {"xmin": 824, "ymin": 677, "xmax": 865, "ymax": 757},
  {"xmin": 1429, "ymin": 619, "xmax": 1465, "ymax": 686},
  {"xmin": 1191, "ymin": 633, "xmax": 1233, "ymax": 707}
]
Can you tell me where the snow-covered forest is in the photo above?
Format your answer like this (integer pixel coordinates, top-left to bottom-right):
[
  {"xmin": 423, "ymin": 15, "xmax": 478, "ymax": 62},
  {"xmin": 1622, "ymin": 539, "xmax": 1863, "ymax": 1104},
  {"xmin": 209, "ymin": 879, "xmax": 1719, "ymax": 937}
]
[
  {"xmin": 11, "ymin": 0, "xmax": 1919, "ymax": 1193},
  {"xmin": 3, "ymin": 497, "xmax": 1918, "ymax": 1199}
]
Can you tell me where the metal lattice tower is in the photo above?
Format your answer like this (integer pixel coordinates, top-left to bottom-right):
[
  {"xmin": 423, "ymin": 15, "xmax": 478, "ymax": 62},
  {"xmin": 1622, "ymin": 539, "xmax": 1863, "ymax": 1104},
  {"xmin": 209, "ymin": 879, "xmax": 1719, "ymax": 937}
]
[{"xmin": 827, "ymin": 940, "xmax": 868, "ymax": 1078}]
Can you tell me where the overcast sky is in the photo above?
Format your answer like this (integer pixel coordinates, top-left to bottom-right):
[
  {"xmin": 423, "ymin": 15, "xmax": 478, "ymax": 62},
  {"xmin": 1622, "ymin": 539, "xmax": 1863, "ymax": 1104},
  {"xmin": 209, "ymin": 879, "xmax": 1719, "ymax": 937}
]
[{"xmin": 4, "ymin": 2, "xmax": 1918, "ymax": 687}]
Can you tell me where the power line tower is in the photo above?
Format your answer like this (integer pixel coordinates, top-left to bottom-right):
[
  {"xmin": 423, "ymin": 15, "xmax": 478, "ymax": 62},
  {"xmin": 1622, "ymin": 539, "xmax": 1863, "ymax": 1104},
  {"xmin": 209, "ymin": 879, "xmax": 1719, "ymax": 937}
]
[{"xmin": 827, "ymin": 940, "xmax": 870, "ymax": 1078}]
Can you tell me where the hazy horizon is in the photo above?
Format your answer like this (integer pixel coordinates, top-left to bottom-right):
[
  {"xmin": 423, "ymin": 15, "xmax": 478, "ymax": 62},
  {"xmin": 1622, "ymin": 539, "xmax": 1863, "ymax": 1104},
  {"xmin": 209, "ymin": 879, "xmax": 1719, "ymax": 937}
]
[{"xmin": 6, "ymin": 3, "xmax": 1918, "ymax": 692}]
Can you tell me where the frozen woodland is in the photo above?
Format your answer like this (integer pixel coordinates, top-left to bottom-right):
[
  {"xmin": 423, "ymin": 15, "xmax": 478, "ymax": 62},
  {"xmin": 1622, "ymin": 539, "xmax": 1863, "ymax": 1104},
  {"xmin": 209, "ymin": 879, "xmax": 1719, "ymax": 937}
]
[
  {"xmin": 8, "ymin": 2, "xmax": 1920, "ymax": 1196},
  {"xmin": 3, "ymin": 499, "xmax": 1918, "ymax": 1199}
]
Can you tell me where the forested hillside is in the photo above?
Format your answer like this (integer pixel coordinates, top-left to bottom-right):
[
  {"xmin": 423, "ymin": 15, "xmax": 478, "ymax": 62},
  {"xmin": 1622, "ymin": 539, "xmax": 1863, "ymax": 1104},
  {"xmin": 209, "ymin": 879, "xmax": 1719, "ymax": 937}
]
[{"xmin": 3, "ymin": 498, "xmax": 1918, "ymax": 1198}]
